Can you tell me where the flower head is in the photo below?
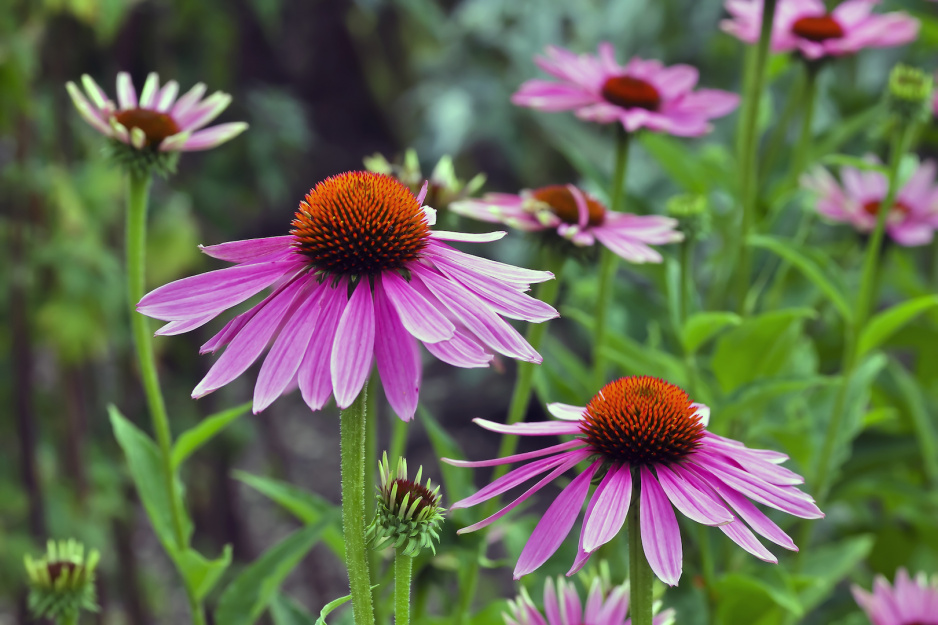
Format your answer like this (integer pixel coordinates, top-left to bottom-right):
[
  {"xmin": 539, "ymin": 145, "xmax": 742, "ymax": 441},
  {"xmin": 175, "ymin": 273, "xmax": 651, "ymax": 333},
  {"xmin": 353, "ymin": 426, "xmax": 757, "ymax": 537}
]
[
  {"xmin": 367, "ymin": 452, "xmax": 445, "ymax": 556},
  {"xmin": 721, "ymin": 0, "xmax": 919, "ymax": 60},
  {"xmin": 24, "ymin": 539, "xmax": 100, "ymax": 622},
  {"xmin": 446, "ymin": 376, "xmax": 823, "ymax": 585},
  {"xmin": 801, "ymin": 159, "xmax": 938, "ymax": 246},
  {"xmin": 505, "ymin": 577, "xmax": 675, "ymax": 625},
  {"xmin": 364, "ymin": 149, "xmax": 486, "ymax": 212},
  {"xmin": 887, "ymin": 65, "xmax": 935, "ymax": 125},
  {"xmin": 851, "ymin": 569, "xmax": 938, "ymax": 625},
  {"xmin": 138, "ymin": 171, "xmax": 558, "ymax": 421},
  {"xmin": 66, "ymin": 72, "xmax": 247, "ymax": 173},
  {"xmin": 451, "ymin": 185, "xmax": 682, "ymax": 263},
  {"xmin": 512, "ymin": 43, "xmax": 739, "ymax": 137}
]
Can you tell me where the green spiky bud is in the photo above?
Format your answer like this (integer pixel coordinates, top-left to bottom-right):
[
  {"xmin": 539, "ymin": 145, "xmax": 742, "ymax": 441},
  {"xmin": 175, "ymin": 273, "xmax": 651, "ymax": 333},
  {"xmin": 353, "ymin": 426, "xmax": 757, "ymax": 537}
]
[
  {"xmin": 103, "ymin": 137, "xmax": 180, "ymax": 178},
  {"xmin": 666, "ymin": 193, "xmax": 711, "ymax": 241},
  {"xmin": 24, "ymin": 539, "xmax": 100, "ymax": 622},
  {"xmin": 887, "ymin": 64, "xmax": 934, "ymax": 126},
  {"xmin": 363, "ymin": 150, "xmax": 485, "ymax": 211},
  {"xmin": 366, "ymin": 452, "xmax": 445, "ymax": 557}
]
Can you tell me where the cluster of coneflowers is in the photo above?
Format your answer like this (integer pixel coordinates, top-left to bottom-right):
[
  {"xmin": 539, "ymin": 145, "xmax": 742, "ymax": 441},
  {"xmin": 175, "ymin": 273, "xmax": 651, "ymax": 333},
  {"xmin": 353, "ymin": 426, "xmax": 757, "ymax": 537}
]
[{"xmin": 32, "ymin": 0, "xmax": 938, "ymax": 624}]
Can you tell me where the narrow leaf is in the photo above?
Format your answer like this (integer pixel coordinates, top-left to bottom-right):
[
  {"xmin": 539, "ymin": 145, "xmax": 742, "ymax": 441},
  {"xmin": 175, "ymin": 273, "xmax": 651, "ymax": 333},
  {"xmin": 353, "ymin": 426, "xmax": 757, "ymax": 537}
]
[
  {"xmin": 681, "ymin": 311, "xmax": 742, "ymax": 354},
  {"xmin": 857, "ymin": 295, "xmax": 938, "ymax": 358},
  {"xmin": 173, "ymin": 401, "xmax": 252, "ymax": 468},
  {"xmin": 271, "ymin": 594, "xmax": 317, "ymax": 625},
  {"xmin": 175, "ymin": 546, "xmax": 232, "ymax": 601},
  {"xmin": 315, "ymin": 593, "xmax": 352, "ymax": 625}
]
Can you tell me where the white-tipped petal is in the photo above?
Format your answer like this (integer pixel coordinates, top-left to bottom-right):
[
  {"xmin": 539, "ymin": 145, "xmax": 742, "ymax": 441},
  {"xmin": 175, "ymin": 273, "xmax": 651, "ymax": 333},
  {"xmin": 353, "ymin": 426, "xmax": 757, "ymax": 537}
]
[
  {"xmin": 81, "ymin": 74, "xmax": 109, "ymax": 110},
  {"xmin": 138, "ymin": 72, "xmax": 160, "ymax": 108},
  {"xmin": 130, "ymin": 127, "xmax": 147, "ymax": 150},
  {"xmin": 116, "ymin": 72, "xmax": 137, "ymax": 109}
]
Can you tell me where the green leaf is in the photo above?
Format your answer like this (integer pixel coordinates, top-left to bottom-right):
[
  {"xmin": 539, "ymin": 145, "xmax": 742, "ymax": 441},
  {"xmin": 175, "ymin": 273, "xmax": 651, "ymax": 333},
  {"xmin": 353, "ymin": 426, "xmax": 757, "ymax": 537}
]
[
  {"xmin": 710, "ymin": 309, "xmax": 817, "ymax": 394},
  {"xmin": 748, "ymin": 235, "xmax": 852, "ymax": 321},
  {"xmin": 720, "ymin": 375, "xmax": 838, "ymax": 424},
  {"xmin": 887, "ymin": 359, "xmax": 938, "ymax": 487},
  {"xmin": 108, "ymin": 405, "xmax": 191, "ymax": 552},
  {"xmin": 681, "ymin": 311, "xmax": 742, "ymax": 354},
  {"xmin": 214, "ymin": 519, "xmax": 335, "ymax": 625},
  {"xmin": 270, "ymin": 594, "xmax": 317, "ymax": 625},
  {"xmin": 639, "ymin": 133, "xmax": 708, "ymax": 193},
  {"xmin": 173, "ymin": 401, "xmax": 252, "ymax": 468},
  {"xmin": 796, "ymin": 535, "xmax": 874, "ymax": 612},
  {"xmin": 234, "ymin": 471, "xmax": 344, "ymax": 558},
  {"xmin": 419, "ymin": 405, "xmax": 472, "ymax": 505},
  {"xmin": 315, "ymin": 592, "xmax": 355, "ymax": 625},
  {"xmin": 715, "ymin": 572, "xmax": 802, "ymax": 621},
  {"xmin": 175, "ymin": 546, "xmax": 232, "ymax": 601},
  {"xmin": 819, "ymin": 154, "xmax": 888, "ymax": 174},
  {"xmin": 857, "ymin": 295, "xmax": 938, "ymax": 358}
]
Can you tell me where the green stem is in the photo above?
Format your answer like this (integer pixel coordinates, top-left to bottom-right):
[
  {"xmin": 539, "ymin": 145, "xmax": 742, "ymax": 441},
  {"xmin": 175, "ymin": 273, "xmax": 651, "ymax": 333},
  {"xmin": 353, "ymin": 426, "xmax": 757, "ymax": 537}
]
[
  {"xmin": 365, "ymin": 376, "xmax": 379, "ymax": 603},
  {"xmin": 759, "ymin": 69, "xmax": 805, "ymax": 180},
  {"xmin": 787, "ymin": 63, "xmax": 820, "ymax": 187},
  {"xmin": 394, "ymin": 549, "xmax": 413, "ymax": 625},
  {"xmin": 628, "ymin": 477, "xmax": 653, "ymax": 625},
  {"xmin": 734, "ymin": 0, "xmax": 779, "ymax": 314},
  {"xmin": 126, "ymin": 172, "xmax": 205, "ymax": 625},
  {"xmin": 812, "ymin": 122, "xmax": 913, "ymax": 505},
  {"xmin": 678, "ymin": 240, "xmax": 695, "ymax": 325},
  {"xmin": 593, "ymin": 129, "xmax": 631, "ymax": 386},
  {"xmin": 60, "ymin": 613, "xmax": 79, "ymax": 625},
  {"xmin": 454, "ymin": 253, "xmax": 565, "ymax": 624},
  {"xmin": 340, "ymin": 385, "xmax": 376, "ymax": 625}
]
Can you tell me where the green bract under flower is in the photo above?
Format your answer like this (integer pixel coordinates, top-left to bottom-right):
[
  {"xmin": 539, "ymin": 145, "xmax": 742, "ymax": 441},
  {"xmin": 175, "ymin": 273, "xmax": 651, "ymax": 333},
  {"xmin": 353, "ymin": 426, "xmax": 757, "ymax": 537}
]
[
  {"xmin": 366, "ymin": 452, "xmax": 445, "ymax": 557},
  {"xmin": 887, "ymin": 64, "xmax": 935, "ymax": 125},
  {"xmin": 24, "ymin": 539, "xmax": 100, "ymax": 622}
]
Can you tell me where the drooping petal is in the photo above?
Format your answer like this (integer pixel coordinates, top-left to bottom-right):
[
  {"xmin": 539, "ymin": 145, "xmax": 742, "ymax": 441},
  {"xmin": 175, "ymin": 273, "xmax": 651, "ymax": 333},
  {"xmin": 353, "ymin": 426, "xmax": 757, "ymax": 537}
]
[
  {"xmin": 547, "ymin": 403, "xmax": 586, "ymax": 421},
  {"xmin": 373, "ymin": 278, "xmax": 421, "ymax": 421},
  {"xmin": 116, "ymin": 72, "xmax": 137, "ymax": 109},
  {"xmin": 639, "ymin": 466, "xmax": 683, "ymax": 586},
  {"xmin": 423, "ymin": 240, "xmax": 554, "ymax": 286},
  {"xmin": 423, "ymin": 330, "xmax": 493, "ymax": 368},
  {"xmin": 330, "ymin": 281, "xmax": 376, "ymax": 409},
  {"xmin": 155, "ymin": 314, "xmax": 217, "ymax": 336},
  {"xmin": 655, "ymin": 463, "xmax": 734, "ymax": 526},
  {"xmin": 514, "ymin": 461, "xmax": 601, "ymax": 578},
  {"xmin": 178, "ymin": 122, "xmax": 248, "ymax": 151},
  {"xmin": 582, "ymin": 462, "xmax": 632, "ymax": 552},
  {"xmin": 718, "ymin": 518, "xmax": 777, "ymax": 563},
  {"xmin": 381, "ymin": 271, "xmax": 455, "ymax": 343},
  {"xmin": 298, "ymin": 280, "xmax": 349, "ymax": 410},
  {"xmin": 472, "ymin": 418, "xmax": 583, "ymax": 437},
  {"xmin": 199, "ymin": 236, "xmax": 295, "ymax": 263},
  {"xmin": 441, "ymin": 440, "xmax": 584, "ymax": 468}
]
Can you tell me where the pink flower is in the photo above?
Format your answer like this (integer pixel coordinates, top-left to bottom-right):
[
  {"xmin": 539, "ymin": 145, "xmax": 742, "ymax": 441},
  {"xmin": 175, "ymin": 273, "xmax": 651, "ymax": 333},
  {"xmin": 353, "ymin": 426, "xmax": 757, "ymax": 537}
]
[
  {"xmin": 851, "ymin": 569, "xmax": 938, "ymax": 625},
  {"xmin": 66, "ymin": 72, "xmax": 247, "ymax": 152},
  {"xmin": 505, "ymin": 577, "xmax": 675, "ymax": 625},
  {"xmin": 137, "ymin": 172, "xmax": 558, "ymax": 421},
  {"xmin": 446, "ymin": 376, "xmax": 823, "ymax": 585},
  {"xmin": 450, "ymin": 185, "xmax": 683, "ymax": 263},
  {"xmin": 511, "ymin": 43, "xmax": 739, "ymax": 137},
  {"xmin": 721, "ymin": 0, "xmax": 919, "ymax": 60},
  {"xmin": 801, "ymin": 159, "xmax": 938, "ymax": 246}
]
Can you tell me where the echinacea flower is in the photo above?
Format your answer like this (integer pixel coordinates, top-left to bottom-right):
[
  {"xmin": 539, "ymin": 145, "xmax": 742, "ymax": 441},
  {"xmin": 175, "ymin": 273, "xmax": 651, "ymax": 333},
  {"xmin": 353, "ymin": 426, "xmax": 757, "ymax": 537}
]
[
  {"xmin": 24, "ymin": 539, "xmax": 100, "ymax": 622},
  {"xmin": 720, "ymin": 0, "xmax": 919, "ymax": 60},
  {"xmin": 505, "ymin": 577, "xmax": 675, "ymax": 625},
  {"xmin": 446, "ymin": 376, "xmax": 823, "ymax": 584},
  {"xmin": 851, "ymin": 569, "xmax": 938, "ymax": 625},
  {"xmin": 801, "ymin": 159, "xmax": 938, "ymax": 246},
  {"xmin": 66, "ymin": 72, "xmax": 247, "ymax": 153},
  {"xmin": 512, "ymin": 43, "xmax": 739, "ymax": 137},
  {"xmin": 137, "ymin": 171, "xmax": 558, "ymax": 421},
  {"xmin": 450, "ymin": 185, "xmax": 683, "ymax": 263}
]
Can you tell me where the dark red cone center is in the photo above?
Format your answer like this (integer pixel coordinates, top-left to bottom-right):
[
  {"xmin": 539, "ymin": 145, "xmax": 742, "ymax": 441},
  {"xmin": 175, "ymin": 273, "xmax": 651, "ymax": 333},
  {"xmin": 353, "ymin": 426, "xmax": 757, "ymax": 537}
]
[
  {"xmin": 531, "ymin": 185, "xmax": 606, "ymax": 227},
  {"xmin": 791, "ymin": 14, "xmax": 845, "ymax": 42},
  {"xmin": 862, "ymin": 200, "xmax": 910, "ymax": 218},
  {"xmin": 113, "ymin": 108, "xmax": 180, "ymax": 146},
  {"xmin": 601, "ymin": 76, "xmax": 662, "ymax": 111}
]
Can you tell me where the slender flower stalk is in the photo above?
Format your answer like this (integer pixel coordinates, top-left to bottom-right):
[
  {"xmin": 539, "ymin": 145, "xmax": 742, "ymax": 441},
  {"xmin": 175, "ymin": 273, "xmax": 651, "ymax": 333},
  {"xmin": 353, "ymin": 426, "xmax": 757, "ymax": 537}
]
[
  {"xmin": 126, "ymin": 172, "xmax": 206, "ymax": 625},
  {"xmin": 735, "ymin": 0, "xmax": 779, "ymax": 315},
  {"xmin": 341, "ymin": 386, "xmax": 375, "ymax": 625},
  {"xmin": 629, "ymin": 492, "xmax": 654, "ymax": 625},
  {"xmin": 594, "ymin": 129, "xmax": 631, "ymax": 385},
  {"xmin": 395, "ymin": 550, "xmax": 413, "ymax": 625}
]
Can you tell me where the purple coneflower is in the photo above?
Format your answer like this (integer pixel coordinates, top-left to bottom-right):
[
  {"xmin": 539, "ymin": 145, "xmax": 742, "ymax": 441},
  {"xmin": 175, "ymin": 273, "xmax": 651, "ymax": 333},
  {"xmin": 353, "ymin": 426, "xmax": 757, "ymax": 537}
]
[
  {"xmin": 851, "ymin": 568, "xmax": 938, "ymax": 625},
  {"xmin": 451, "ymin": 184, "xmax": 682, "ymax": 263},
  {"xmin": 505, "ymin": 577, "xmax": 675, "ymax": 625},
  {"xmin": 66, "ymin": 72, "xmax": 247, "ymax": 152},
  {"xmin": 801, "ymin": 159, "xmax": 938, "ymax": 246},
  {"xmin": 446, "ymin": 376, "xmax": 823, "ymax": 585},
  {"xmin": 721, "ymin": 0, "xmax": 919, "ymax": 60},
  {"xmin": 137, "ymin": 171, "xmax": 558, "ymax": 421},
  {"xmin": 511, "ymin": 43, "xmax": 738, "ymax": 137}
]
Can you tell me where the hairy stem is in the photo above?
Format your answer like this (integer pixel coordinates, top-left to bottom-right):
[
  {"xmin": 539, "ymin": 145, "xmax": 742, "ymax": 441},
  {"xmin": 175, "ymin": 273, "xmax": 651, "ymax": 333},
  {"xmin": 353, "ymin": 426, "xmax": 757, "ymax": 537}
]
[
  {"xmin": 629, "ymin": 477, "xmax": 653, "ymax": 625},
  {"xmin": 340, "ymin": 385, "xmax": 376, "ymax": 625},
  {"xmin": 394, "ymin": 549, "xmax": 413, "ymax": 625}
]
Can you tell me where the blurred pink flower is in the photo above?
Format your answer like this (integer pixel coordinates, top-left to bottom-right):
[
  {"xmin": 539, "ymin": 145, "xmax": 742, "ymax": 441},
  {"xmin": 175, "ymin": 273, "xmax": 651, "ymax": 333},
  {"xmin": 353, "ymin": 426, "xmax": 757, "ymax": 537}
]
[
  {"xmin": 721, "ymin": 0, "xmax": 919, "ymax": 59},
  {"xmin": 512, "ymin": 43, "xmax": 739, "ymax": 137},
  {"xmin": 66, "ymin": 72, "xmax": 247, "ymax": 152},
  {"xmin": 138, "ymin": 172, "xmax": 558, "ymax": 421},
  {"xmin": 802, "ymin": 159, "xmax": 938, "ymax": 246},
  {"xmin": 851, "ymin": 569, "xmax": 938, "ymax": 625},
  {"xmin": 505, "ymin": 577, "xmax": 675, "ymax": 625},
  {"xmin": 446, "ymin": 376, "xmax": 823, "ymax": 585},
  {"xmin": 450, "ymin": 185, "xmax": 682, "ymax": 263}
]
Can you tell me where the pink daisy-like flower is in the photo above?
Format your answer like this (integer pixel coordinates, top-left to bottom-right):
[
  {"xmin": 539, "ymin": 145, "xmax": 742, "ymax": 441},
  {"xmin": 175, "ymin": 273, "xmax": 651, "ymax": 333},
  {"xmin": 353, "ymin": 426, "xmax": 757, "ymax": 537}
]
[
  {"xmin": 801, "ymin": 159, "xmax": 938, "ymax": 246},
  {"xmin": 851, "ymin": 568, "xmax": 938, "ymax": 625},
  {"xmin": 511, "ymin": 43, "xmax": 739, "ymax": 137},
  {"xmin": 720, "ymin": 0, "xmax": 919, "ymax": 60},
  {"xmin": 450, "ymin": 185, "xmax": 683, "ymax": 263},
  {"xmin": 446, "ymin": 376, "xmax": 823, "ymax": 585},
  {"xmin": 137, "ymin": 172, "xmax": 558, "ymax": 422},
  {"xmin": 66, "ymin": 72, "xmax": 247, "ymax": 152},
  {"xmin": 505, "ymin": 577, "xmax": 675, "ymax": 625}
]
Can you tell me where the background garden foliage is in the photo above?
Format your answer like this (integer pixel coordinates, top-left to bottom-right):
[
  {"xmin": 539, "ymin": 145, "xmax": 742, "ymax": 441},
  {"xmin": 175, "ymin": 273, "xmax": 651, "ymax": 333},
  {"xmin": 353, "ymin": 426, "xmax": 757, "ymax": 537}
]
[{"xmin": 2, "ymin": 0, "xmax": 938, "ymax": 623}]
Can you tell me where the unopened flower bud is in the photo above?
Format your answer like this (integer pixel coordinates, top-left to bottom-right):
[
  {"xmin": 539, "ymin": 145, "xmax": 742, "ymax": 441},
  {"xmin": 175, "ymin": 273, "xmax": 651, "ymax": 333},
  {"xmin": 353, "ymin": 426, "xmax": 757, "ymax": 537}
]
[
  {"xmin": 24, "ymin": 539, "xmax": 100, "ymax": 622},
  {"xmin": 666, "ymin": 193, "xmax": 711, "ymax": 241},
  {"xmin": 887, "ymin": 64, "xmax": 934, "ymax": 125},
  {"xmin": 366, "ymin": 452, "xmax": 445, "ymax": 557}
]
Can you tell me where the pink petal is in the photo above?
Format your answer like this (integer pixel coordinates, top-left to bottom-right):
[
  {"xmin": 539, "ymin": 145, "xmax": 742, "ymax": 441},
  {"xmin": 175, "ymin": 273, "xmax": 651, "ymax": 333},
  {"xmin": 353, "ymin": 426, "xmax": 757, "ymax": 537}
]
[
  {"xmin": 429, "ymin": 230, "xmax": 506, "ymax": 243},
  {"xmin": 656, "ymin": 464, "xmax": 734, "ymax": 526},
  {"xmin": 330, "ymin": 281, "xmax": 376, "ymax": 409},
  {"xmin": 423, "ymin": 240, "xmax": 554, "ymax": 286},
  {"xmin": 718, "ymin": 518, "xmax": 777, "ymax": 563},
  {"xmin": 441, "ymin": 440, "xmax": 584, "ymax": 468},
  {"xmin": 298, "ymin": 280, "xmax": 349, "ymax": 410},
  {"xmin": 514, "ymin": 461, "xmax": 601, "ymax": 578},
  {"xmin": 582, "ymin": 463, "xmax": 632, "ymax": 552},
  {"xmin": 639, "ymin": 466, "xmax": 683, "ymax": 586},
  {"xmin": 423, "ymin": 329, "xmax": 493, "ymax": 368},
  {"xmin": 472, "ymin": 418, "xmax": 583, "ymax": 437},
  {"xmin": 199, "ymin": 236, "xmax": 295, "ymax": 263},
  {"xmin": 380, "ymin": 271, "xmax": 455, "ymax": 342},
  {"xmin": 155, "ymin": 314, "xmax": 216, "ymax": 336},
  {"xmin": 373, "ymin": 278, "xmax": 421, "ymax": 421},
  {"xmin": 547, "ymin": 403, "xmax": 586, "ymax": 421}
]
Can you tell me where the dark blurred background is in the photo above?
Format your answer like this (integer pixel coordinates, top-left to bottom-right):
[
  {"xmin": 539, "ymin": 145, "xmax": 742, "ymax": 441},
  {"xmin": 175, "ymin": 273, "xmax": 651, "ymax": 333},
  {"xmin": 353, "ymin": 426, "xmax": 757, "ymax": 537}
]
[{"xmin": 2, "ymin": 0, "xmax": 935, "ymax": 623}]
